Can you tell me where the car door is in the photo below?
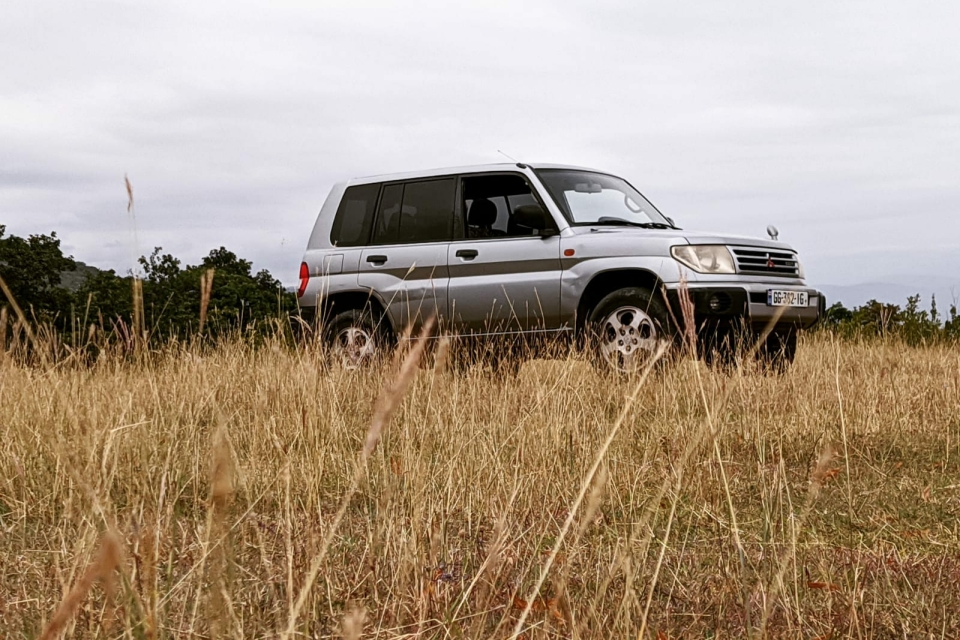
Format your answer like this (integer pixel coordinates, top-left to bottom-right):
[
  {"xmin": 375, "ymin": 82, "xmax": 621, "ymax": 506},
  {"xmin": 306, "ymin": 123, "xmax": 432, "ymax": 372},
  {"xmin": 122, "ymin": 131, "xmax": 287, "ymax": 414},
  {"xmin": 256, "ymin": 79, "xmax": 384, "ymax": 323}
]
[
  {"xmin": 446, "ymin": 173, "xmax": 563, "ymax": 335},
  {"xmin": 358, "ymin": 178, "xmax": 454, "ymax": 334}
]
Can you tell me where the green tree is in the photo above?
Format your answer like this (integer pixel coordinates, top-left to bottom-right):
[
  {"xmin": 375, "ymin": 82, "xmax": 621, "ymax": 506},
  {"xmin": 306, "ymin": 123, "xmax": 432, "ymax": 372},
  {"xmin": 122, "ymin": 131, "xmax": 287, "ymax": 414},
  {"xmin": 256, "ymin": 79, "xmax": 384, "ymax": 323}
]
[
  {"xmin": 824, "ymin": 302, "xmax": 854, "ymax": 326},
  {"xmin": 3, "ymin": 225, "xmax": 298, "ymax": 342},
  {"xmin": 0, "ymin": 224, "xmax": 76, "ymax": 322},
  {"xmin": 851, "ymin": 299, "xmax": 902, "ymax": 337},
  {"xmin": 193, "ymin": 247, "xmax": 290, "ymax": 333},
  {"xmin": 94, "ymin": 245, "xmax": 296, "ymax": 339},
  {"xmin": 139, "ymin": 248, "xmax": 182, "ymax": 283},
  {"xmin": 200, "ymin": 247, "xmax": 252, "ymax": 277},
  {"xmin": 75, "ymin": 269, "xmax": 133, "ymax": 330},
  {"xmin": 900, "ymin": 294, "xmax": 941, "ymax": 345},
  {"xmin": 944, "ymin": 303, "xmax": 960, "ymax": 340}
]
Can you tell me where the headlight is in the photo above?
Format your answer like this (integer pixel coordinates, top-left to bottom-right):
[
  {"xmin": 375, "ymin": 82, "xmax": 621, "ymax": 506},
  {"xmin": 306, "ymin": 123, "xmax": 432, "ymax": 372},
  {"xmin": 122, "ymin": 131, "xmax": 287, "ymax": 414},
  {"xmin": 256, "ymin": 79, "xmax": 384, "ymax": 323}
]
[
  {"xmin": 797, "ymin": 258, "xmax": 805, "ymax": 279},
  {"xmin": 671, "ymin": 245, "xmax": 736, "ymax": 274}
]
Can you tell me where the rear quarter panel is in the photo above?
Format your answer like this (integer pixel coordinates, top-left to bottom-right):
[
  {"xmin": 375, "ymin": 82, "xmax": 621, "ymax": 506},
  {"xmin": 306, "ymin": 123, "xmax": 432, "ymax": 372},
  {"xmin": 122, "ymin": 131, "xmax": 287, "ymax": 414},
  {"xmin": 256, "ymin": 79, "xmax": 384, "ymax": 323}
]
[
  {"xmin": 298, "ymin": 249, "xmax": 362, "ymax": 309},
  {"xmin": 300, "ymin": 181, "xmax": 357, "ymax": 309},
  {"xmin": 306, "ymin": 182, "xmax": 348, "ymax": 251}
]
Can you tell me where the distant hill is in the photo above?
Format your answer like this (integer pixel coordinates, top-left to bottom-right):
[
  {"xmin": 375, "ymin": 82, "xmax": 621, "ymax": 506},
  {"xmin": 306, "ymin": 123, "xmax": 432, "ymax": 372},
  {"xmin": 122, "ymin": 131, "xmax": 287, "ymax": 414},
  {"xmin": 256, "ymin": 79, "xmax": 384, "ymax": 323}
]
[
  {"xmin": 819, "ymin": 279, "xmax": 960, "ymax": 310},
  {"xmin": 59, "ymin": 261, "xmax": 103, "ymax": 292}
]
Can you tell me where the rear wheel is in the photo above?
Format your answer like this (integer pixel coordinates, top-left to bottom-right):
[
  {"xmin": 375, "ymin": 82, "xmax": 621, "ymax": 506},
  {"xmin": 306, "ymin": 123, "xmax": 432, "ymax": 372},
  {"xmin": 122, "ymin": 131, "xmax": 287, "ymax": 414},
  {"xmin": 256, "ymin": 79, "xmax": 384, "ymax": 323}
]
[
  {"xmin": 587, "ymin": 287, "xmax": 672, "ymax": 373},
  {"xmin": 323, "ymin": 308, "xmax": 389, "ymax": 369}
]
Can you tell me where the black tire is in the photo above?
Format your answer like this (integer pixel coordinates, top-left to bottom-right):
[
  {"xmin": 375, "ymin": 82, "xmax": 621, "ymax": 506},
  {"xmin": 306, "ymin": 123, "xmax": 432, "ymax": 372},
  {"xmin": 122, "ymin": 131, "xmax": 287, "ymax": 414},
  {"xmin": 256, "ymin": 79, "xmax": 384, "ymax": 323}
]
[
  {"xmin": 322, "ymin": 307, "xmax": 390, "ymax": 369},
  {"xmin": 700, "ymin": 321, "xmax": 745, "ymax": 371},
  {"xmin": 586, "ymin": 287, "xmax": 673, "ymax": 373},
  {"xmin": 757, "ymin": 329, "xmax": 797, "ymax": 374}
]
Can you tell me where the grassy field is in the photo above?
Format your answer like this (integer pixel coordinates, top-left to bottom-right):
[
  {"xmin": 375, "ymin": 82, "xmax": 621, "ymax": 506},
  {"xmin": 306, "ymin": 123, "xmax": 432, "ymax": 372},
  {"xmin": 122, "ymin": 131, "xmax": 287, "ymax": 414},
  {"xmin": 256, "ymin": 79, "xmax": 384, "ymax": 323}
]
[{"xmin": 1, "ymin": 332, "xmax": 959, "ymax": 638}]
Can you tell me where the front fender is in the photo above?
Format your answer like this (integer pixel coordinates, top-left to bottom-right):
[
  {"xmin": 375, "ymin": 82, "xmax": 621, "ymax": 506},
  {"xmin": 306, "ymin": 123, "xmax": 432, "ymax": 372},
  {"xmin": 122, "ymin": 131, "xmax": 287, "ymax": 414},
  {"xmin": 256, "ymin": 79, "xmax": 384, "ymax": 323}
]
[{"xmin": 559, "ymin": 255, "xmax": 680, "ymax": 327}]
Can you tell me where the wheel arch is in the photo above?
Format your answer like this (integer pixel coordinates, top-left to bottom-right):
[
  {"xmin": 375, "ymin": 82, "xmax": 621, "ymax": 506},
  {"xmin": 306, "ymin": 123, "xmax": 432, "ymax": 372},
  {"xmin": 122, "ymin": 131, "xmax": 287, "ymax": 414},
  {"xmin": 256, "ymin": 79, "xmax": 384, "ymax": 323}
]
[
  {"xmin": 575, "ymin": 269, "xmax": 666, "ymax": 336},
  {"xmin": 319, "ymin": 289, "xmax": 394, "ymax": 334}
]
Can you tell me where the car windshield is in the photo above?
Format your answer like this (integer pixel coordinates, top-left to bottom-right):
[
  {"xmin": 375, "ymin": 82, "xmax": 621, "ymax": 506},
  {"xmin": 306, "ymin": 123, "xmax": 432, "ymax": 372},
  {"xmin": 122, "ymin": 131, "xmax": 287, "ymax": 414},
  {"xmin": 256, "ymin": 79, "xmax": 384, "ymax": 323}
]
[{"xmin": 536, "ymin": 169, "xmax": 671, "ymax": 227}]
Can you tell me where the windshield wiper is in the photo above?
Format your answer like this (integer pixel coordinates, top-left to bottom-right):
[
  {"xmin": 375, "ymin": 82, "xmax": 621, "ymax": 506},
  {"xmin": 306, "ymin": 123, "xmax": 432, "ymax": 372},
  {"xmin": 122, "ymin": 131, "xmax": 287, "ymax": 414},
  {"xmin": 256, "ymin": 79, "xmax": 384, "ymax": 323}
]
[{"xmin": 593, "ymin": 217, "xmax": 679, "ymax": 230}]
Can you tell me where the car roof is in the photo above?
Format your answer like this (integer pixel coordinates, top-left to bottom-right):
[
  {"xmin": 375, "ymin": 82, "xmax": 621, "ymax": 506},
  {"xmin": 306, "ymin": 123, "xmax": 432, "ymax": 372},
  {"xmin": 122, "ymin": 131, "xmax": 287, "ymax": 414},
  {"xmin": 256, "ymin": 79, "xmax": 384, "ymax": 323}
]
[{"xmin": 345, "ymin": 162, "xmax": 605, "ymax": 186}]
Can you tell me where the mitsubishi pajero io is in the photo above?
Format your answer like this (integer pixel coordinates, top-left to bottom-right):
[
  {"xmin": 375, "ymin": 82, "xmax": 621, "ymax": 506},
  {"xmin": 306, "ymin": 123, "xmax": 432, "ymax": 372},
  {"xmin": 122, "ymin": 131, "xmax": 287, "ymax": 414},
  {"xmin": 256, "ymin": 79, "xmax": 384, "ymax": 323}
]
[{"xmin": 297, "ymin": 163, "xmax": 824, "ymax": 371}]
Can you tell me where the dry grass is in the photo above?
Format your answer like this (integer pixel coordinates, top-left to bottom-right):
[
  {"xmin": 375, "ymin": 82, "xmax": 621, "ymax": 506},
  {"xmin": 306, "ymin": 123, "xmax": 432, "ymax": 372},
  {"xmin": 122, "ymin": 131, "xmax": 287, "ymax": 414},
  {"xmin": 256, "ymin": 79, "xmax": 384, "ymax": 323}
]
[{"xmin": 1, "ymin": 331, "xmax": 959, "ymax": 638}]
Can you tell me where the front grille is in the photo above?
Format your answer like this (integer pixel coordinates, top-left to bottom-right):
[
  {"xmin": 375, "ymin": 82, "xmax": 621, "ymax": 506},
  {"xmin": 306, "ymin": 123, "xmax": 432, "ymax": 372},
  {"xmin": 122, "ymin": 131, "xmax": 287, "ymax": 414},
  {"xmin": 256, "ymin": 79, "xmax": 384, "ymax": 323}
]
[{"xmin": 732, "ymin": 247, "xmax": 800, "ymax": 277}]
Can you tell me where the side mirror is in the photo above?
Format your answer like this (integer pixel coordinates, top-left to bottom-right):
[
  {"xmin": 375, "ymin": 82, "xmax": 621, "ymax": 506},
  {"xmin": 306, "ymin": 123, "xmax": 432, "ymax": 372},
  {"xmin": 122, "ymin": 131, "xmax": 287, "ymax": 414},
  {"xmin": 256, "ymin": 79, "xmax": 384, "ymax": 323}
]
[
  {"xmin": 665, "ymin": 216, "xmax": 676, "ymax": 227},
  {"xmin": 512, "ymin": 204, "xmax": 556, "ymax": 236}
]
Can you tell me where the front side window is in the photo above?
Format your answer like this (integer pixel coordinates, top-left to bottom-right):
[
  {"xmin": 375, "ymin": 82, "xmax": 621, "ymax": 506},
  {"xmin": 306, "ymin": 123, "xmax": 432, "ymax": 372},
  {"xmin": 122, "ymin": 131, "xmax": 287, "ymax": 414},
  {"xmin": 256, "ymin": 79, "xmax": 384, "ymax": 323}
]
[
  {"xmin": 536, "ymin": 170, "xmax": 671, "ymax": 228},
  {"xmin": 330, "ymin": 183, "xmax": 380, "ymax": 247},
  {"xmin": 461, "ymin": 173, "xmax": 552, "ymax": 239},
  {"xmin": 371, "ymin": 179, "xmax": 455, "ymax": 245}
]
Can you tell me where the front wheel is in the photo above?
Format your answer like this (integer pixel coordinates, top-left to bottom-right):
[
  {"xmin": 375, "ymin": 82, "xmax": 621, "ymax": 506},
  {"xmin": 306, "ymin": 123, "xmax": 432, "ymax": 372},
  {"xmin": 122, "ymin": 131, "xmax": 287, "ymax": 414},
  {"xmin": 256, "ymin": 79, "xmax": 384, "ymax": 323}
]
[
  {"xmin": 757, "ymin": 329, "xmax": 797, "ymax": 374},
  {"xmin": 323, "ymin": 308, "xmax": 389, "ymax": 369},
  {"xmin": 587, "ymin": 287, "xmax": 672, "ymax": 373}
]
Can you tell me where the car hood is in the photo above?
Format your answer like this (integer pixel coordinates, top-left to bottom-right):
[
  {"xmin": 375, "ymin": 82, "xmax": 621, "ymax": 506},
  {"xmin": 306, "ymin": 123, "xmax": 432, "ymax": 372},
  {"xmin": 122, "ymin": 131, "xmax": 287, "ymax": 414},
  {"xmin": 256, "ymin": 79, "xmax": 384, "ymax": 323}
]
[{"xmin": 566, "ymin": 226, "xmax": 796, "ymax": 252}]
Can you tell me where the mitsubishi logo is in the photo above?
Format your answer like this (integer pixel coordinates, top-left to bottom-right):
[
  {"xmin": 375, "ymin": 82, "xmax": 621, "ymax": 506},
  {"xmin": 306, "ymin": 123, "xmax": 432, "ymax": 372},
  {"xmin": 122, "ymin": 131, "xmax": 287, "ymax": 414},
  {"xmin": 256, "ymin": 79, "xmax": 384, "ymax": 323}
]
[{"xmin": 766, "ymin": 255, "xmax": 776, "ymax": 269}]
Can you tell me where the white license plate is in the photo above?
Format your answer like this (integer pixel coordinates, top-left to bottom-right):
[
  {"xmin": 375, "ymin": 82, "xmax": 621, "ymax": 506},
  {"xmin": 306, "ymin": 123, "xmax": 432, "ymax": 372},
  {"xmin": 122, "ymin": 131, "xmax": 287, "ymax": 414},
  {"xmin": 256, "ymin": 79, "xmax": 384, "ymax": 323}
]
[{"xmin": 767, "ymin": 290, "xmax": 808, "ymax": 307}]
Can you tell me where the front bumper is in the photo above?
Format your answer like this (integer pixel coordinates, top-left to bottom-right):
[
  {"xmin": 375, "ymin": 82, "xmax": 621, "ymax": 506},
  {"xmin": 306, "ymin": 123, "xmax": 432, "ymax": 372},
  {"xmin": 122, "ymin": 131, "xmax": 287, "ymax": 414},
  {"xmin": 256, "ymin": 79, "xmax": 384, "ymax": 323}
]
[{"xmin": 664, "ymin": 283, "xmax": 824, "ymax": 331}]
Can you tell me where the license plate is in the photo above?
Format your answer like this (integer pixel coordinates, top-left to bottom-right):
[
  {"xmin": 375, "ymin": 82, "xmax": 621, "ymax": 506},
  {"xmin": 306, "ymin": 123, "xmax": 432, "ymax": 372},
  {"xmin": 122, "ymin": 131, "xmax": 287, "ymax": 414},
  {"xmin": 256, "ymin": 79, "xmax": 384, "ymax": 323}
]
[{"xmin": 767, "ymin": 290, "xmax": 808, "ymax": 307}]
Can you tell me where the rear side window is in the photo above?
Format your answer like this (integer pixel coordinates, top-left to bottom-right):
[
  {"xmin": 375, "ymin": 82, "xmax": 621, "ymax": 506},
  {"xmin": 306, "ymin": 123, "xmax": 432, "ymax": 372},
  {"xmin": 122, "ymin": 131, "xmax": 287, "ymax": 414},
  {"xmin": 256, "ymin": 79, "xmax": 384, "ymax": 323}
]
[
  {"xmin": 372, "ymin": 178, "xmax": 455, "ymax": 245},
  {"xmin": 330, "ymin": 183, "xmax": 380, "ymax": 247}
]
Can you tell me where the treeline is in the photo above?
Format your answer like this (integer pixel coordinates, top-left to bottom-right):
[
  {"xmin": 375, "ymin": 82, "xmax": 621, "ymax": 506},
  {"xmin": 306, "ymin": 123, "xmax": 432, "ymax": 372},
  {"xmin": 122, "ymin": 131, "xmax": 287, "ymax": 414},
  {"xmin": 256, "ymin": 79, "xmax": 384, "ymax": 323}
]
[
  {"xmin": 823, "ymin": 296, "xmax": 960, "ymax": 344},
  {"xmin": 0, "ymin": 224, "xmax": 296, "ymax": 343}
]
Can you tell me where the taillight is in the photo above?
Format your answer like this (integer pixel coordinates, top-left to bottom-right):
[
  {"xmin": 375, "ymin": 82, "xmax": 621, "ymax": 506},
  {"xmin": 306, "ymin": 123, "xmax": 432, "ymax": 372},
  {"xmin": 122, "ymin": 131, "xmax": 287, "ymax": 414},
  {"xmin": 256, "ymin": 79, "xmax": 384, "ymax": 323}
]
[{"xmin": 297, "ymin": 262, "xmax": 309, "ymax": 298}]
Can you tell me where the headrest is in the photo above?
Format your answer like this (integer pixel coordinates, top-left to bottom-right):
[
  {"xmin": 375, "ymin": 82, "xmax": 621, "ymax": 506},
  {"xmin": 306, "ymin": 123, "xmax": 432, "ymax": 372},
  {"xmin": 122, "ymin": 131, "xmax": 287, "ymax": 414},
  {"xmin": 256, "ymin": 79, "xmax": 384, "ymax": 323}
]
[{"xmin": 468, "ymin": 198, "xmax": 497, "ymax": 227}]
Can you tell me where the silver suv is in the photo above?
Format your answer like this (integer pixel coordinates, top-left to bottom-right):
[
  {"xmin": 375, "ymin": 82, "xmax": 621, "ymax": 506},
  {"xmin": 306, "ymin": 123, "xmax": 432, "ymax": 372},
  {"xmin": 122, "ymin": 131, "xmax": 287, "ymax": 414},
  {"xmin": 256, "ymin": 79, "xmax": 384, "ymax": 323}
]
[{"xmin": 297, "ymin": 163, "xmax": 823, "ymax": 371}]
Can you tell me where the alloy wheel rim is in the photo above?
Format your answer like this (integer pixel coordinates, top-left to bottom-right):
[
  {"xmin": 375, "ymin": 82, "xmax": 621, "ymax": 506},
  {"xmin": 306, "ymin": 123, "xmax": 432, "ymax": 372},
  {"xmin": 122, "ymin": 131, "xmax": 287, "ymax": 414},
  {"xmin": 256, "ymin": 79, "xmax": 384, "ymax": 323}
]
[
  {"xmin": 598, "ymin": 305, "xmax": 659, "ymax": 371},
  {"xmin": 333, "ymin": 326, "xmax": 377, "ymax": 369}
]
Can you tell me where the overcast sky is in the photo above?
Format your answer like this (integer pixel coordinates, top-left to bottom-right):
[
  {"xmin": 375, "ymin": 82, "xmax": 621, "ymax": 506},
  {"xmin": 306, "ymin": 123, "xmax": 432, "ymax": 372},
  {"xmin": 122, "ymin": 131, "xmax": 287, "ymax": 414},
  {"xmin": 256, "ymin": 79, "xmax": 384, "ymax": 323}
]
[{"xmin": 2, "ymin": 0, "xmax": 958, "ymax": 291}]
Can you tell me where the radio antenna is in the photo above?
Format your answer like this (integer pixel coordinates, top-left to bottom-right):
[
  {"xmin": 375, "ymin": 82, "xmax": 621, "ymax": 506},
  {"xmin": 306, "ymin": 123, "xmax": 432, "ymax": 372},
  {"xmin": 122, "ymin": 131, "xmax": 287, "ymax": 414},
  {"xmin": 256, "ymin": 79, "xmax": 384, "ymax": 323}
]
[{"xmin": 497, "ymin": 149, "xmax": 527, "ymax": 168}]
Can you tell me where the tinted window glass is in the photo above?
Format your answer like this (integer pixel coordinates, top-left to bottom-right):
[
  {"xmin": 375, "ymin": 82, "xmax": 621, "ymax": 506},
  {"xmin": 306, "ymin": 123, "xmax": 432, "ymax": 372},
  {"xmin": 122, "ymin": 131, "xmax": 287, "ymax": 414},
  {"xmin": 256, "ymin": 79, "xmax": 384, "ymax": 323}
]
[
  {"xmin": 462, "ymin": 174, "xmax": 550, "ymax": 238},
  {"xmin": 330, "ymin": 183, "xmax": 380, "ymax": 247},
  {"xmin": 397, "ymin": 179, "xmax": 455, "ymax": 243},
  {"xmin": 372, "ymin": 183, "xmax": 403, "ymax": 245}
]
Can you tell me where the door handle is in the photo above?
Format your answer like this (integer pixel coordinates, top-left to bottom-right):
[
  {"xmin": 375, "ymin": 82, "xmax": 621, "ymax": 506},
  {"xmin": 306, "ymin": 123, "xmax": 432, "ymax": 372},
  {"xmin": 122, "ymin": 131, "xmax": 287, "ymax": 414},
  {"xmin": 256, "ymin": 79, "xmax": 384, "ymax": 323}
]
[
  {"xmin": 366, "ymin": 254, "xmax": 388, "ymax": 265},
  {"xmin": 455, "ymin": 249, "xmax": 478, "ymax": 260}
]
